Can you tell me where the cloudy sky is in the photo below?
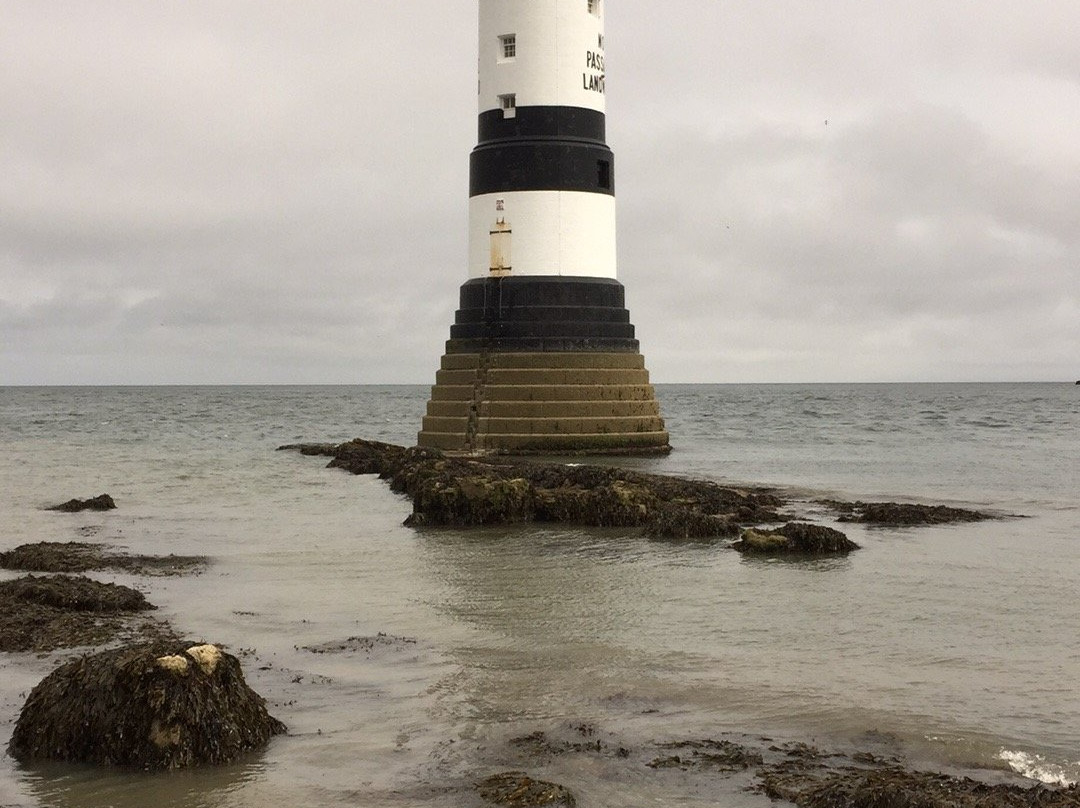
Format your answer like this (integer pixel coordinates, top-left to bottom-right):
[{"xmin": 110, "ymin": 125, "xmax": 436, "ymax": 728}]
[{"xmin": 2, "ymin": 1, "xmax": 1077, "ymax": 384}]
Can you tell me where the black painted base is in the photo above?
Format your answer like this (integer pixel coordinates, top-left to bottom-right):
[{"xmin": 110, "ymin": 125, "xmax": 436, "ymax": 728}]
[{"xmin": 446, "ymin": 275, "xmax": 639, "ymax": 353}]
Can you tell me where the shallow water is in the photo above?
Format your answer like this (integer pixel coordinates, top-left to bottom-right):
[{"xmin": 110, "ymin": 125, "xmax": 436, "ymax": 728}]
[{"xmin": 0, "ymin": 383, "xmax": 1077, "ymax": 806}]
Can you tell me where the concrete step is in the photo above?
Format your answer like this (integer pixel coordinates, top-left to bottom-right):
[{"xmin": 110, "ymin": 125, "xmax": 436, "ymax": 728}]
[
  {"xmin": 436, "ymin": 367, "xmax": 651, "ymax": 386},
  {"xmin": 473, "ymin": 431, "xmax": 671, "ymax": 452},
  {"xmin": 425, "ymin": 399, "xmax": 662, "ymax": 418},
  {"xmin": 478, "ymin": 416, "xmax": 665, "ymax": 435},
  {"xmin": 439, "ymin": 352, "xmax": 646, "ymax": 371}
]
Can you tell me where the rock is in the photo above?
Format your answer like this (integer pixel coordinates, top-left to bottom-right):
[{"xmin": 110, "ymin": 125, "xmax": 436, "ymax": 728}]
[
  {"xmin": 301, "ymin": 633, "xmax": 417, "ymax": 655},
  {"xmin": 649, "ymin": 739, "xmax": 763, "ymax": 770},
  {"xmin": 405, "ymin": 474, "xmax": 535, "ymax": 527},
  {"xmin": 0, "ymin": 541, "xmax": 207, "ymax": 576},
  {"xmin": 477, "ymin": 772, "xmax": 576, "ymax": 807},
  {"xmin": 327, "ymin": 438, "xmax": 409, "ymax": 476},
  {"xmin": 275, "ymin": 442, "xmax": 339, "ymax": 457},
  {"xmin": 0, "ymin": 574, "xmax": 162, "ymax": 653},
  {"xmin": 822, "ymin": 499, "xmax": 991, "ymax": 525},
  {"xmin": 733, "ymin": 522, "xmax": 860, "ymax": 555},
  {"xmin": 294, "ymin": 438, "xmax": 786, "ymax": 531},
  {"xmin": 0, "ymin": 573, "xmax": 154, "ymax": 613},
  {"xmin": 644, "ymin": 504, "xmax": 740, "ymax": 539},
  {"xmin": 8, "ymin": 642, "xmax": 286, "ymax": 769},
  {"xmin": 759, "ymin": 765, "xmax": 1080, "ymax": 808},
  {"xmin": 49, "ymin": 494, "xmax": 116, "ymax": 512}
]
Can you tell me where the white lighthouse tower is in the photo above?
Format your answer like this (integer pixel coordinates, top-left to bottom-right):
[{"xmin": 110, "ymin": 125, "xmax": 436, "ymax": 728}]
[{"xmin": 418, "ymin": 0, "xmax": 669, "ymax": 454}]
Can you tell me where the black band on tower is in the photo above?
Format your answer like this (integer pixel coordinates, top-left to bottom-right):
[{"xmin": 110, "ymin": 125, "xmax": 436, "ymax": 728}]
[
  {"xmin": 471, "ymin": 104, "xmax": 614, "ymax": 196},
  {"xmin": 477, "ymin": 106, "xmax": 607, "ymax": 145},
  {"xmin": 470, "ymin": 141, "xmax": 615, "ymax": 196},
  {"xmin": 445, "ymin": 276, "xmax": 640, "ymax": 353}
]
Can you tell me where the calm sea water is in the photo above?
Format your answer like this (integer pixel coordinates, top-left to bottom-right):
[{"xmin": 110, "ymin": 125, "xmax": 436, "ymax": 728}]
[{"xmin": 0, "ymin": 383, "xmax": 1077, "ymax": 807}]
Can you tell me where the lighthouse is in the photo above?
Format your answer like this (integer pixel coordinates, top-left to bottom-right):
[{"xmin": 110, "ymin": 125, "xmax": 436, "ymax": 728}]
[{"xmin": 417, "ymin": 0, "xmax": 669, "ymax": 454}]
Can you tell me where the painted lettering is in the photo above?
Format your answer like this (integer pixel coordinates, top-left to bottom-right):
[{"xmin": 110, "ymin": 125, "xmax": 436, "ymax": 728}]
[
  {"xmin": 586, "ymin": 51, "xmax": 605, "ymax": 71},
  {"xmin": 582, "ymin": 72, "xmax": 605, "ymax": 94},
  {"xmin": 598, "ymin": 33, "xmax": 604, "ymax": 49}
]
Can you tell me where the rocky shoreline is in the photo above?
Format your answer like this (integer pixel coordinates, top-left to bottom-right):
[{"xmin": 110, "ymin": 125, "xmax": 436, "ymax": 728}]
[
  {"xmin": 1, "ymin": 456, "xmax": 1065, "ymax": 807},
  {"xmin": 0, "ymin": 498, "xmax": 283, "ymax": 772},
  {"xmin": 469, "ymin": 726, "xmax": 1080, "ymax": 808},
  {"xmin": 280, "ymin": 438, "xmax": 999, "ymax": 554}
]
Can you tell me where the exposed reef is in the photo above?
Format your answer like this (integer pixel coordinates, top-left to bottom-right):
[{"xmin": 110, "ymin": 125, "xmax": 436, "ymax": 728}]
[
  {"xmin": 758, "ymin": 758, "xmax": 1079, "ymax": 808},
  {"xmin": 1, "ymin": 541, "xmax": 207, "ymax": 576},
  {"xmin": 281, "ymin": 439, "xmax": 793, "ymax": 539},
  {"xmin": 472, "ymin": 726, "xmax": 1076, "ymax": 808},
  {"xmin": 1, "ymin": 539, "xmax": 204, "ymax": 652},
  {"xmin": 477, "ymin": 771, "xmax": 576, "ymax": 807},
  {"xmin": 819, "ymin": 499, "xmax": 993, "ymax": 525},
  {"xmin": 0, "ymin": 574, "xmax": 164, "ymax": 653},
  {"xmin": 734, "ymin": 523, "xmax": 861, "ymax": 555},
  {"xmin": 8, "ymin": 642, "xmax": 286, "ymax": 769},
  {"xmin": 48, "ymin": 494, "xmax": 117, "ymax": 512}
]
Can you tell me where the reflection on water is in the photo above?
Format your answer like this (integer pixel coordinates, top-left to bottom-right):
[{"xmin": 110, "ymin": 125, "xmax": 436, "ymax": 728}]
[{"xmin": 18, "ymin": 758, "xmax": 268, "ymax": 808}]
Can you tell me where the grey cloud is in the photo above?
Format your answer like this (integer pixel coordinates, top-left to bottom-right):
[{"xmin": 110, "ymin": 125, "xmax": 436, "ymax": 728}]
[{"xmin": 2, "ymin": 1, "xmax": 1077, "ymax": 384}]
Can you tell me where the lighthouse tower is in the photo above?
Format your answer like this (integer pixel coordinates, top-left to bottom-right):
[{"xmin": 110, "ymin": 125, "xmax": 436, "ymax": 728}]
[{"xmin": 417, "ymin": 0, "xmax": 669, "ymax": 454}]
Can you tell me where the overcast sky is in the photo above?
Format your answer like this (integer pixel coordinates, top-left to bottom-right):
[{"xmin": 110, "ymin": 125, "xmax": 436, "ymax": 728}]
[{"xmin": 2, "ymin": 1, "xmax": 1077, "ymax": 384}]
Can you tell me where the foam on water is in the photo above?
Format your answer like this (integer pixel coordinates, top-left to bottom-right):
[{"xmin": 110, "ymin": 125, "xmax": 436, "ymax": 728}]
[{"xmin": 998, "ymin": 749, "xmax": 1079, "ymax": 787}]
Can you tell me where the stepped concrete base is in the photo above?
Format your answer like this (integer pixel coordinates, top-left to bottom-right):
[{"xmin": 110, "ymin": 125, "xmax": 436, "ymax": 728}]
[{"xmin": 417, "ymin": 351, "xmax": 670, "ymax": 455}]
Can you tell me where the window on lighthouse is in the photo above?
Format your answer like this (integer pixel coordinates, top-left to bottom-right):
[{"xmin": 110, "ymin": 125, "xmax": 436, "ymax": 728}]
[
  {"xmin": 499, "ymin": 34, "xmax": 516, "ymax": 60},
  {"xmin": 498, "ymin": 93, "xmax": 517, "ymax": 119}
]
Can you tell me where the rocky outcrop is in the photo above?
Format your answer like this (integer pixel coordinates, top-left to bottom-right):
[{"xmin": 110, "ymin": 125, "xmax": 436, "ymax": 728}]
[
  {"xmin": 648, "ymin": 738, "xmax": 763, "ymax": 770},
  {"xmin": 1, "ymin": 573, "xmax": 152, "ymax": 613},
  {"xmin": 0, "ymin": 541, "xmax": 206, "ymax": 576},
  {"xmin": 821, "ymin": 499, "xmax": 992, "ymax": 525},
  {"xmin": 0, "ymin": 574, "xmax": 160, "ymax": 653},
  {"xmin": 759, "ymin": 764, "xmax": 1079, "ymax": 808},
  {"xmin": 733, "ymin": 522, "xmax": 859, "ymax": 555},
  {"xmin": 282, "ymin": 439, "xmax": 784, "ymax": 534},
  {"xmin": 48, "ymin": 494, "xmax": 117, "ymax": 512},
  {"xmin": 477, "ymin": 772, "xmax": 576, "ymax": 807},
  {"xmin": 9, "ymin": 643, "xmax": 286, "ymax": 769},
  {"xmin": 644, "ymin": 505, "xmax": 740, "ymax": 540}
]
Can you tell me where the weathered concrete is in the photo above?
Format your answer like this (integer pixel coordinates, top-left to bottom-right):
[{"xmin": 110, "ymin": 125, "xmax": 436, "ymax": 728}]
[{"xmin": 418, "ymin": 351, "xmax": 670, "ymax": 455}]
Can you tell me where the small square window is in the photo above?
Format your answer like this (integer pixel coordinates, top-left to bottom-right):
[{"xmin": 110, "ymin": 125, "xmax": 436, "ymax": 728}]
[
  {"xmin": 499, "ymin": 34, "xmax": 516, "ymax": 59},
  {"xmin": 498, "ymin": 93, "xmax": 517, "ymax": 118}
]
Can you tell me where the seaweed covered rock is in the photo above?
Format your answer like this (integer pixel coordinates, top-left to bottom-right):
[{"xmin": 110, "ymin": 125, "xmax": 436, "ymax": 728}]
[
  {"xmin": 1, "ymin": 574, "xmax": 153, "ymax": 613},
  {"xmin": 0, "ymin": 541, "xmax": 207, "ymax": 576},
  {"xmin": 823, "ymin": 499, "xmax": 991, "ymax": 525},
  {"xmin": 760, "ymin": 765, "xmax": 1080, "ymax": 808},
  {"xmin": 278, "ymin": 439, "xmax": 409, "ymax": 478},
  {"xmin": 49, "ymin": 494, "xmax": 117, "ymax": 512},
  {"xmin": 289, "ymin": 438, "xmax": 787, "ymax": 531},
  {"xmin": 327, "ymin": 438, "xmax": 408, "ymax": 477},
  {"xmin": 0, "ymin": 574, "xmax": 159, "ymax": 653},
  {"xmin": 644, "ymin": 504, "xmax": 740, "ymax": 540},
  {"xmin": 9, "ymin": 642, "xmax": 286, "ymax": 769},
  {"xmin": 477, "ymin": 772, "xmax": 576, "ymax": 807},
  {"xmin": 648, "ymin": 738, "xmax": 763, "ymax": 770},
  {"xmin": 734, "ymin": 522, "xmax": 859, "ymax": 555},
  {"xmin": 405, "ymin": 474, "xmax": 535, "ymax": 526}
]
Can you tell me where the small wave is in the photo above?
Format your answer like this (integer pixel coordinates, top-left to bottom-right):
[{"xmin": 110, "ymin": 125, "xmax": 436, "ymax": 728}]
[{"xmin": 997, "ymin": 749, "xmax": 1078, "ymax": 786}]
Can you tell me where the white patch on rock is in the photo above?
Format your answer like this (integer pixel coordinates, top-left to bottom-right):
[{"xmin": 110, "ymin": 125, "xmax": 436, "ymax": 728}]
[
  {"xmin": 185, "ymin": 644, "xmax": 222, "ymax": 675},
  {"xmin": 149, "ymin": 719, "xmax": 181, "ymax": 748},
  {"xmin": 155, "ymin": 654, "xmax": 190, "ymax": 674}
]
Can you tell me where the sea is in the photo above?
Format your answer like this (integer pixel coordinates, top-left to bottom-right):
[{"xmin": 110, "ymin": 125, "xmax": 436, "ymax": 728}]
[{"xmin": 0, "ymin": 383, "xmax": 1076, "ymax": 807}]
